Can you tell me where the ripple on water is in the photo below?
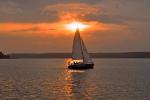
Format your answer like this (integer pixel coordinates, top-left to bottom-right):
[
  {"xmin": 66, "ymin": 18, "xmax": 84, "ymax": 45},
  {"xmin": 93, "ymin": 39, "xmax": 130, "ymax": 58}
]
[{"xmin": 0, "ymin": 59, "xmax": 150, "ymax": 100}]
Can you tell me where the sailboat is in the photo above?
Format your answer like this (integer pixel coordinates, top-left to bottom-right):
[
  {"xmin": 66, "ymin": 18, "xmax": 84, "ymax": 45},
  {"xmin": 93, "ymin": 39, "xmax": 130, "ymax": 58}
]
[{"xmin": 68, "ymin": 28, "xmax": 94, "ymax": 69}]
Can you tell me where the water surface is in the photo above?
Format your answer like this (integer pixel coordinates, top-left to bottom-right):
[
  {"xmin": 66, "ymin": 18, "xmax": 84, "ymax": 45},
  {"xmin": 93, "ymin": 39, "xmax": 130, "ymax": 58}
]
[{"xmin": 0, "ymin": 59, "xmax": 150, "ymax": 100}]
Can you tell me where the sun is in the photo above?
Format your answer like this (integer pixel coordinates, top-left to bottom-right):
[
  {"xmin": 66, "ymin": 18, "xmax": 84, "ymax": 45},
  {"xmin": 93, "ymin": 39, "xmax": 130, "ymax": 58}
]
[{"xmin": 65, "ymin": 21, "xmax": 90, "ymax": 31}]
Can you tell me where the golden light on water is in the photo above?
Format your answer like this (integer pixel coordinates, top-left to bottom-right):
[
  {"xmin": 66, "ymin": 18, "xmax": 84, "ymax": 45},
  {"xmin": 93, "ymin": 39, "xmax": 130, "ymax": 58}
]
[{"xmin": 65, "ymin": 21, "xmax": 90, "ymax": 31}]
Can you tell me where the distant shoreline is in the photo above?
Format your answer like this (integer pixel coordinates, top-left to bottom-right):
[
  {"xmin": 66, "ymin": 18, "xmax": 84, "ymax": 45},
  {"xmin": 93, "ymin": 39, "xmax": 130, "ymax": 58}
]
[
  {"xmin": 7, "ymin": 52, "xmax": 150, "ymax": 59},
  {"xmin": 0, "ymin": 52, "xmax": 10, "ymax": 59}
]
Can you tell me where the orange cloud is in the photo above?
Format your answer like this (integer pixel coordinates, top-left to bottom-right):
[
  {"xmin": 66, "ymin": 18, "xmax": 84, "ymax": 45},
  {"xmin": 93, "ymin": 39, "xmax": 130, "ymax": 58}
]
[
  {"xmin": 0, "ymin": 23, "xmax": 62, "ymax": 36},
  {"xmin": 0, "ymin": 21, "xmax": 127, "ymax": 37},
  {"xmin": 43, "ymin": 3, "xmax": 100, "ymax": 21},
  {"xmin": 88, "ymin": 21, "xmax": 127, "ymax": 32},
  {"xmin": 41, "ymin": 3, "xmax": 127, "ymax": 34},
  {"xmin": 0, "ymin": 3, "xmax": 127, "ymax": 37}
]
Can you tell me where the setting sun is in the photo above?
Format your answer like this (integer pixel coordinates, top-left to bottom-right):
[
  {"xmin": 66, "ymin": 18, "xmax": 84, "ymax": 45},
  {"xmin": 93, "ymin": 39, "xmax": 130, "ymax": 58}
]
[{"xmin": 65, "ymin": 21, "xmax": 90, "ymax": 31}]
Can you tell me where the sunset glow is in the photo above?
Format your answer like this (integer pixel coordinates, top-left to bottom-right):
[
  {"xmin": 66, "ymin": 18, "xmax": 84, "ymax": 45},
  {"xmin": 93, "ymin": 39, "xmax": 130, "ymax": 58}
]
[{"xmin": 65, "ymin": 22, "xmax": 90, "ymax": 31}]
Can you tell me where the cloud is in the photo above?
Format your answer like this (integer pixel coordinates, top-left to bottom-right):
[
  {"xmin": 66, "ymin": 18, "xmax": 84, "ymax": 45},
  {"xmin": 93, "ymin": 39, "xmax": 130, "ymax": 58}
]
[
  {"xmin": 84, "ymin": 14, "xmax": 126, "ymax": 24},
  {"xmin": 0, "ymin": 1, "xmax": 21, "ymax": 14},
  {"xmin": 0, "ymin": 23, "xmax": 56, "ymax": 35},
  {"xmin": 43, "ymin": 3, "xmax": 100, "ymax": 21},
  {"xmin": 100, "ymin": 0, "xmax": 150, "ymax": 22},
  {"xmin": 0, "ymin": 0, "xmax": 102, "ymax": 23},
  {"xmin": 0, "ymin": 21, "xmax": 127, "ymax": 40},
  {"xmin": 0, "ymin": 0, "xmax": 150, "ymax": 52},
  {"xmin": 0, "ymin": 0, "xmax": 150, "ymax": 23},
  {"xmin": 0, "ymin": 0, "xmax": 59, "ymax": 22}
]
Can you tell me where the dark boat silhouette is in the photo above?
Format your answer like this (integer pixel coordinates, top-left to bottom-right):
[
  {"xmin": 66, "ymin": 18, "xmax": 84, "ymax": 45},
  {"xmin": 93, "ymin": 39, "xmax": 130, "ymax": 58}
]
[
  {"xmin": 68, "ymin": 28, "xmax": 94, "ymax": 69},
  {"xmin": 0, "ymin": 52, "xmax": 10, "ymax": 59}
]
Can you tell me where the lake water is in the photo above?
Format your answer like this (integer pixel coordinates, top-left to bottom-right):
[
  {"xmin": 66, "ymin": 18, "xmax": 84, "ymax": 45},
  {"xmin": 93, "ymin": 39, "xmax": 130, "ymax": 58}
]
[{"xmin": 0, "ymin": 59, "xmax": 150, "ymax": 100}]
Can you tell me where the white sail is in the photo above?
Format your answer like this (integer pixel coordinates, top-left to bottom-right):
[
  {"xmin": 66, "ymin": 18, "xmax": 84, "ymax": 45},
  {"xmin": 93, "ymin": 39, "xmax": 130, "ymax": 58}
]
[
  {"xmin": 81, "ymin": 38, "xmax": 93, "ymax": 64},
  {"xmin": 72, "ymin": 28, "xmax": 93, "ymax": 64},
  {"xmin": 72, "ymin": 28, "xmax": 83, "ymax": 60}
]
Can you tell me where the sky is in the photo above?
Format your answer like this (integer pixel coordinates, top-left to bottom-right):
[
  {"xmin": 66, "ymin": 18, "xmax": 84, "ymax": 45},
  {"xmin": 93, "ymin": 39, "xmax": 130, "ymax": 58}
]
[{"xmin": 0, "ymin": 0, "xmax": 150, "ymax": 53}]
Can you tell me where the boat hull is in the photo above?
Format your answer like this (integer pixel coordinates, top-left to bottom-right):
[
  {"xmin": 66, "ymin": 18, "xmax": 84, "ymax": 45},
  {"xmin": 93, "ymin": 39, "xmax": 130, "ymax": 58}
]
[{"xmin": 68, "ymin": 63, "xmax": 94, "ymax": 70}]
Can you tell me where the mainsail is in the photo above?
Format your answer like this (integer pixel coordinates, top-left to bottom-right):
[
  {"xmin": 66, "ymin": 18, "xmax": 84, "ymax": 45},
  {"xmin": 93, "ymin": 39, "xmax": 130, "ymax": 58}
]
[
  {"xmin": 72, "ymin": 28, "xmax": 83, "ymax": 60},
  {"xmin": 72, "ymin": 28, "xmax": 93, "ymax": 64}
]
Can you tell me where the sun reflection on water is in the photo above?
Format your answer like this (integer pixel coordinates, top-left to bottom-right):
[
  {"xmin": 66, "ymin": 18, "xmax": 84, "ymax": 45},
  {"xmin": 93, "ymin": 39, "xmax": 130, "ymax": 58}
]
[{"xmin": 60, "ymin": 69, "xmax": 96, "ymax": 100}]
